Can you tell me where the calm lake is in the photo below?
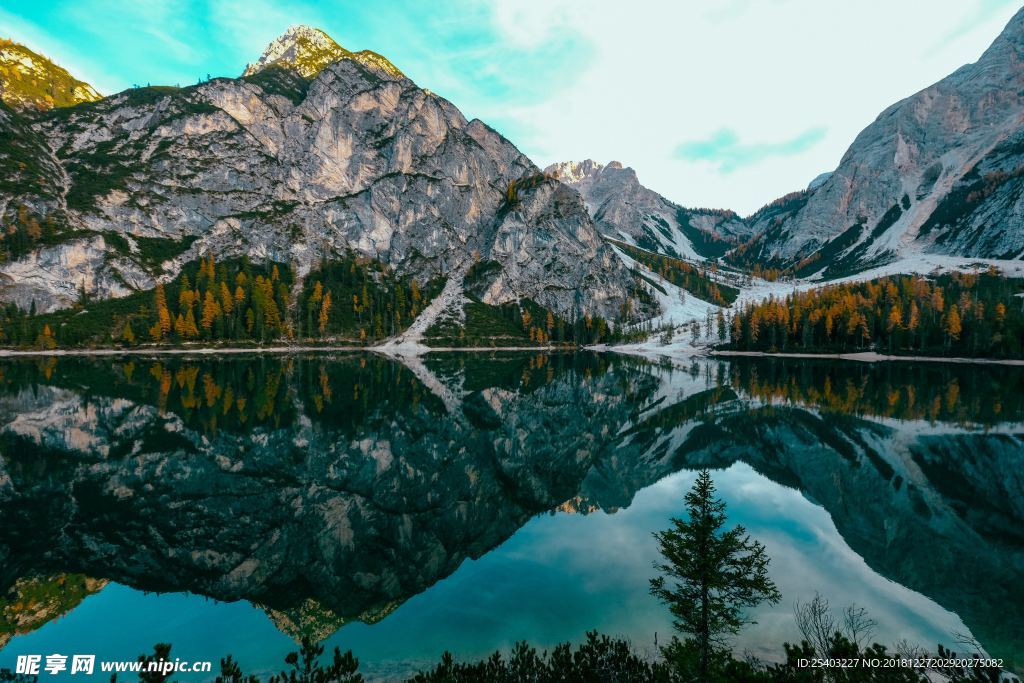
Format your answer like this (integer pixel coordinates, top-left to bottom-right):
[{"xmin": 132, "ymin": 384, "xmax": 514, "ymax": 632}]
[{"xmin": 0, "ymin": 352, "xmax": 1021, "ymax": 679}]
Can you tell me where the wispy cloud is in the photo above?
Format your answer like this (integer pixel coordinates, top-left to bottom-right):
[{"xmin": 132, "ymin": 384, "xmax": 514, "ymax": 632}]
[
  {"xmin": 673, "ymin": 127, "xmax": 827, "ymax": 173},
  {"xmin": 926, "ymin": 0, "xmax": 1018, "ymax": 54}
]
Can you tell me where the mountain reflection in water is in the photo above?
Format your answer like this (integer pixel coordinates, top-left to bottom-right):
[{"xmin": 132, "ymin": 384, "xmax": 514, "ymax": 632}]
[{"xmin": 0, "ymin": 352, "xmax": 1020, "ymax": 677}]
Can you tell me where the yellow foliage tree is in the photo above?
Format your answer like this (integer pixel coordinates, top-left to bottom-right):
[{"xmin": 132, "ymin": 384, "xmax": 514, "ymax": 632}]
[
  {"xmin": 319, "ymin": 291, "xmax": 332, "ymax": 335},
  {"xmin": 945, "ymin": 304, "xmax": 962, "ymax": 343},
  {"xmin": 201, "ymin": 290, "xmax": 222, "ymax": 332},
  {"xmin": 154, "ymin": 283, "xmax": 171, "ymax": 338},
  {"xmin": 220, "ymin": 282, "xmax": 233, "ymax": 315},
  {"xmin": 36, "ymin": 324, "xmax": 56, "ymax": 350},
  {"xmin": 183, "ymin": 308, "xmax": 200, "ymax": 338}
]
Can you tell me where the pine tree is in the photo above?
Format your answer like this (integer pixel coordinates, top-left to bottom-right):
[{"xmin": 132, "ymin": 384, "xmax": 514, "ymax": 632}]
[
  {"xmin": 205, "ymin": 253, "xmax": 216, "ymax": 281},
  {"xmin": 183, "ymin": 308, "xmax": 200, "ymax": 338},
  {"xmin": 178, "ymin": 275, "xmax": 193, "ymax": 311},
  {"xmin": 36, "ymin": 324, "xmax": 57, "ymax": 350},
  {"xmin": 220, "ymin": 282, "xmax": 234, "ymax": 315},
  {"xmin": 650, "ymin": 470, "xmax": 780, "ymax": 681},
  {"xmin": 319, "ymin": 291, "xmax": 332, "ymax": 335},
  {"xmin": 154, "ymin": 283, "xmax": 171, "ymax": 338},
  {"xmin": 201, "ymin": 290, "xmax": 222, "ymax": 333},
  {"xmin": 945, "ymin": 304, "xmax": 963, "ymax": 345}
]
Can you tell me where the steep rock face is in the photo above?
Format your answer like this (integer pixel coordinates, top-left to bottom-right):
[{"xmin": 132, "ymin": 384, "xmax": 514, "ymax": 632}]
[
  {"xmin": 0, "ymin": 30, "xmax": 644, "ymax": 320},
  {"xmin": 0, "ymin": 102, "xmax": 65, "ymax": 213},
  {"xmin": 547, "ymin": 159, "xmax": 751, "ymax": 260},
  {"xmin": 744, "ymin": 7, "xmax": 1024, "ymax": 273},
  {"xmin": 0, "ymin": 40, "xmax": 100, "ymax": 112},
  {"xmin": 0, "ymin": 235, "xmax": 153, "ymax": 310},
  {"xmin": 482, "ymin": 179, "xmax": 636, "ymax": 315}
]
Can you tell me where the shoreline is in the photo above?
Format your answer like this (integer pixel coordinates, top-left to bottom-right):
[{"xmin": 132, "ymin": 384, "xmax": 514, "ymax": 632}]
[
  {"xmin": 0, "ymin": 345, "xmax": 365, "ymax": 358},
  {"xmin": 0, "ymin": 344, "xmax": 566, "ymax": 358},
  {"xmin": 708, "ymin": 349, "xmax": 1024, "ymax": 366},
  {"xmin": 2, "ymin": 344, "xmax": 1023, "ymax": 366}
]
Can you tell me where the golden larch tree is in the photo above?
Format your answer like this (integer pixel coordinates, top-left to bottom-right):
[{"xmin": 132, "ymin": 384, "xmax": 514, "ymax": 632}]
[{"xmin": 319, "ymin": 291, "xmax": 332, "ymax": 335}]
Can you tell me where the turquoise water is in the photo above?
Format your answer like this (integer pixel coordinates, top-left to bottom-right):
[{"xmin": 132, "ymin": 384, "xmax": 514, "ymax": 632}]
[
  {"xmin": 0, "ymin": 467, "xmax": 976, "ymax": 679},
  {"xmin": 0, "ymin": 353, "xmax": 1020, "ymax": 679}
]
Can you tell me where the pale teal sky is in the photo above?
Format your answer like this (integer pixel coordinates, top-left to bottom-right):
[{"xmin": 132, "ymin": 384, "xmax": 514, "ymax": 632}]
[{"xmin": 1, "ymin": 0, "xmax": 1020, "ymax": 214}]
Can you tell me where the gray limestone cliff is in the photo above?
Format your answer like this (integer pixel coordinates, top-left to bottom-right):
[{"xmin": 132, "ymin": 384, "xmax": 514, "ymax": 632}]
[
  {"xmin": 0, "ymin": 28, "xmax": 646, "ymax": 322},
  {"xmin": 547, "ymin": 159, "xmax": 752, "ymax": 260}
]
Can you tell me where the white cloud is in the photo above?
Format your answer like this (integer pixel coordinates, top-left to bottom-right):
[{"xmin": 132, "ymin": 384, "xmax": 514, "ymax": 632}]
[{"xmin": 473, "ymin": 0, "xmax": 1022, "ymax": 214}]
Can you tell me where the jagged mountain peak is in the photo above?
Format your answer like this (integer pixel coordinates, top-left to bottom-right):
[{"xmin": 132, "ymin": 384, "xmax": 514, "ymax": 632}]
[
  {"xmin": 545, "ymin": 159, "xmax": 633, "ymax": 178},
  {"xmin": 0, "ymin": 38, "xmax": 101, "ymax": 111},
  {"xmin": 275, "ymin": 24, "xmax": 338, "ymax": 48},
  {"xmin": 548, "ymin": 158, "xmax": 751, "ymax": 260},
  {"xmin": 242, "ymin": 25, "xmax": 403, "ymax": 79},
  {"xmin": 243, "ymin": 25, "xmax": 349, "ymax": 78},
  {"xmin": 545, "ymin": 159, "xmax": 604, "ymax": 183}
]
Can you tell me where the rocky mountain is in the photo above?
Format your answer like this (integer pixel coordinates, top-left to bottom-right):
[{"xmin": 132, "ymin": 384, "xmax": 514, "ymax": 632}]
[
  {"xmin": 0, "ymin": 28, "xmax": 646, "ymax": 324},
  {"xmin": 547, "ymin": 159, "xmax": 753, "ymax": 260},
  {"xmin": 739, "ymin": 6, "xmax": 1024, "ymax": 277},
  {"xmin": 242, "ymin": 25, "xmax": 403, "ymax": 79},
  {"xmin": 0, "ymin": 39, "xmax": 100, "ymax": 111}
]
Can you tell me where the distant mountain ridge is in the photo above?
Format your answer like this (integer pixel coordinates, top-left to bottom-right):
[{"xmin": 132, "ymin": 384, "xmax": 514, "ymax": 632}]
[{"xmin": 546, "ymin": 159, "xmax": 752, "ymax": 260}]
